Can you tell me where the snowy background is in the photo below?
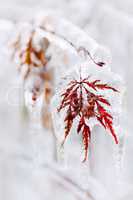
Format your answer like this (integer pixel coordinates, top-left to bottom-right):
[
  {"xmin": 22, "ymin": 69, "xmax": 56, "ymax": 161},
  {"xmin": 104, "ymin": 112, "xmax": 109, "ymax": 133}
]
[{"xmin": 0, "ymin": 0, "xmax": 133, "ymax": 200}]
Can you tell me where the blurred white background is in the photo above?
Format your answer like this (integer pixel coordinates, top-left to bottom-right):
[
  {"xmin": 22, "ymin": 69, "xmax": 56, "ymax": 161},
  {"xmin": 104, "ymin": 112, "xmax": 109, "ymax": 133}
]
[{"xmin": 0, "ymin": 0, "xmax": 133, "ymax": 200}]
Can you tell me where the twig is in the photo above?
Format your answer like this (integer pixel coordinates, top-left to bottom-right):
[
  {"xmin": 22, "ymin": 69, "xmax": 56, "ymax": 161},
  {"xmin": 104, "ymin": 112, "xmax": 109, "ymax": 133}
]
[{"xmin": 39, "ymin": 26, "xmax": 105, "ymax": 67}]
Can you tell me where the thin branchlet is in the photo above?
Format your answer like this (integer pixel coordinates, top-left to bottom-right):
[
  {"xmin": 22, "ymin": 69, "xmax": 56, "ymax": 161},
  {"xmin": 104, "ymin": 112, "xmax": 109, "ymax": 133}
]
[{"xmin": 39, "ymin": 26, "xmax": 105, "ymax": 67}]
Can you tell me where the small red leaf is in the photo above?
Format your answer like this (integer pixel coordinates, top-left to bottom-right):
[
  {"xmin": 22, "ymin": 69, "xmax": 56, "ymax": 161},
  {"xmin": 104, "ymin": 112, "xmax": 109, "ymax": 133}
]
[
  {"xmin": 77, "ymin": 117, "xmax": 84, "ymax": 133},
  {"xmin": 82, "ymin": 124, "xmax": 91, "ymax": 162},
  {"xmin": 58, "ymin": 76, "xmax": 119, "ymax": 161},
  {"xmin": 97, "ymin": 97, "xmax": 111, "ymax": 106}
]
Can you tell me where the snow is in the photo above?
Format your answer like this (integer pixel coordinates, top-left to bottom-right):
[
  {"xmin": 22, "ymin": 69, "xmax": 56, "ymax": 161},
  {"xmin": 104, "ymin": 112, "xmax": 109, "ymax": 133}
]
[{"xmin": 0, "ymin": 0, "xmax": 132, "ymax": 200}]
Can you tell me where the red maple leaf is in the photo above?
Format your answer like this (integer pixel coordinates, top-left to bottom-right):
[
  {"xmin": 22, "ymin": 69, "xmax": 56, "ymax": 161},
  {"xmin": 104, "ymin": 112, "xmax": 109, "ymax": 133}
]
[{"xmin": 58, "ymin": 76, "xmax": 118, "ymax": 162}]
